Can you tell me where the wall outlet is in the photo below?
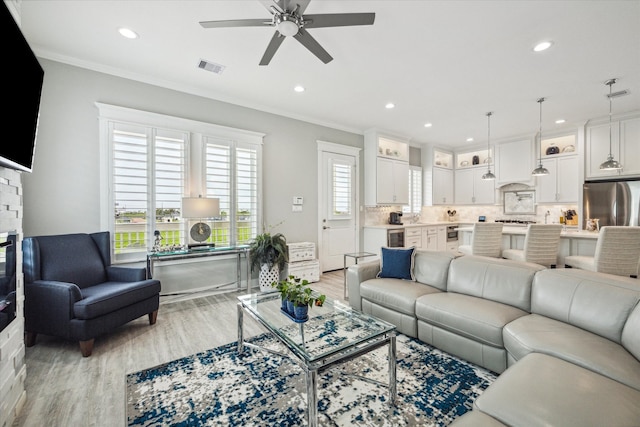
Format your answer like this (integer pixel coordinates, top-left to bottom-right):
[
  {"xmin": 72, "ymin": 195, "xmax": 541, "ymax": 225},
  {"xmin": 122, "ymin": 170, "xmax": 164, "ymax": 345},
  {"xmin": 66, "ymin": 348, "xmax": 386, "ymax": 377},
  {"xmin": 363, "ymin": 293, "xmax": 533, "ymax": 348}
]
[
  {"xmin": 292, "ymin": 205, "xmax": 302, "ymax": 212},
  {"xmin": 293, "ymin": 196, "xmax": 304, "ymax": 205}
]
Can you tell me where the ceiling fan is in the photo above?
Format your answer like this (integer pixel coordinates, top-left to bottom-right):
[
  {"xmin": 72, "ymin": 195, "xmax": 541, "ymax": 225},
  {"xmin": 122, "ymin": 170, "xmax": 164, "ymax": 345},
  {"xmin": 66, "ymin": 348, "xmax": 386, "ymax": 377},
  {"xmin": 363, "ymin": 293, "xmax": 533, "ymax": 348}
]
[{"xmin": 199, "ymin": 0, "xmax": 375, "ymax": 65}]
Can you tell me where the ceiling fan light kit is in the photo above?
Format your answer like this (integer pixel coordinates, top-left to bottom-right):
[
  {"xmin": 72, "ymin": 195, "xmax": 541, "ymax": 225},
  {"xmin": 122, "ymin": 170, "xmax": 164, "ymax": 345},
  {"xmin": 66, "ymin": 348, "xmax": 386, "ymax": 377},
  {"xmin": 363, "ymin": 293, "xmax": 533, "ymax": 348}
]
[{"xmin": 199, "ymin": 0, "xmax": 375, "ymax": 65}]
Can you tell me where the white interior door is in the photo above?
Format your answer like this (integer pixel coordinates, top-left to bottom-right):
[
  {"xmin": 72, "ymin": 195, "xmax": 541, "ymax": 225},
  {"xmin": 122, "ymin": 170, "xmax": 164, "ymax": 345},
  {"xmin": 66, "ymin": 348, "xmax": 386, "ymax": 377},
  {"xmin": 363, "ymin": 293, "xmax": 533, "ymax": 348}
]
[{"xmin": 318, "ymin": 142, "xmax": 360, "ymax": 272}]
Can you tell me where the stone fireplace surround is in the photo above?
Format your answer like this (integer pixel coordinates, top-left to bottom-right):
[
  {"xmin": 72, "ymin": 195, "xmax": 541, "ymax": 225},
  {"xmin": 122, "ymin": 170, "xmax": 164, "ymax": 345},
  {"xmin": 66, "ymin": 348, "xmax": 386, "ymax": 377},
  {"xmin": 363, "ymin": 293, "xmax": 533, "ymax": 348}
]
[{"xmin": 0, "ymin": 166, "xmax": 26, "ymax": 427}]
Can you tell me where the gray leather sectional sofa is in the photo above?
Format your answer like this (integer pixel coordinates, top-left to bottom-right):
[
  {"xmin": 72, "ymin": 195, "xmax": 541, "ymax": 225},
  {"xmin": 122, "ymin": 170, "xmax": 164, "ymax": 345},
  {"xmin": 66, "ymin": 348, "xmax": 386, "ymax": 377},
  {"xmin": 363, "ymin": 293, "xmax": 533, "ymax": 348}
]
[{"xmin": 346, "ymin": 251, "xmax": 640, "ymax": 426}]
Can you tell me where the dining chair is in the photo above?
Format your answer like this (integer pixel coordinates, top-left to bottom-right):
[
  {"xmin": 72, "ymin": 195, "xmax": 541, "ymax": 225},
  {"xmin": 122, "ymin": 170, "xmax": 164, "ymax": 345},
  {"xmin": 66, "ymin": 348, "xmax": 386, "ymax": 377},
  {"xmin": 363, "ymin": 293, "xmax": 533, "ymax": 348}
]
[
  {"xmin": 564, "ymin": 226, "xmax": 640, "ymax": 278},
  {"xmin": 458, "ymin": 223, "xmax": 504, "ymax": 258},
  {"xmin": 502, "ymin": 224, "xmax": 563, "ymax": 268}
]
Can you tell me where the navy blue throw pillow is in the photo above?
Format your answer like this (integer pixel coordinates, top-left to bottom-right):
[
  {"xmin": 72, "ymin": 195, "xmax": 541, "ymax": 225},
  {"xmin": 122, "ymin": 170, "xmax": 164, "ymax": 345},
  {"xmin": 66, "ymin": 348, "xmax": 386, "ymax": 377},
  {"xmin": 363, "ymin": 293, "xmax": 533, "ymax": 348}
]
[{"xmin": 377, "ymin": 247, "xmax": 416, "ymax": 280}]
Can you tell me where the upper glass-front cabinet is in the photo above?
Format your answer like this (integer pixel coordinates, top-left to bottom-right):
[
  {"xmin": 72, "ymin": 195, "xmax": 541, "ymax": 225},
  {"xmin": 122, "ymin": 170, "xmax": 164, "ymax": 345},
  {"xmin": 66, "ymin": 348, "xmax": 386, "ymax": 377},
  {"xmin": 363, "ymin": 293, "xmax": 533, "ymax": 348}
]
[
  {"xmin": 540, "ymin": 134, "xmax": 577, "ymax": 157},
  {"xmin": 433, "ymin": 150, "xmax": 453, "ymax": 169},
  {"xmin": 377, "ymin": 137, "xmax": 409, "ymax": 161}
]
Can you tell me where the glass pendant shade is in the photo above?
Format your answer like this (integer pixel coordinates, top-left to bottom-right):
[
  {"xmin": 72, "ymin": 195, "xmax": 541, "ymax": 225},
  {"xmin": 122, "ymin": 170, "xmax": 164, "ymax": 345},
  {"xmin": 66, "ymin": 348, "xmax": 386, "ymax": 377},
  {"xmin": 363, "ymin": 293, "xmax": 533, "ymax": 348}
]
[
  {"xmin": 482, "ymin": 112, "xmax": 495, "ymax": 180},
  {"xmin": 531, "ymin": 97, "xmax": 549, "ymax": 176},
  {"xmin": 599, "ymin": 78, "xmax": 623, "ymax": 170}
]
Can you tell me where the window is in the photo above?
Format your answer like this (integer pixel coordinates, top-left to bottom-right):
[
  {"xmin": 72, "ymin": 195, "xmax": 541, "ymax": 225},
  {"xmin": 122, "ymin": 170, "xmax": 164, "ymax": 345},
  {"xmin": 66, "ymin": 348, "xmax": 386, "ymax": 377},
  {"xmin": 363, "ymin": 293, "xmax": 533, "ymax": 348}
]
[
  {"xmin": 204, "ymin": 138, "xmax": 259, "ymax": 246},
  {"xmin": 98, "ymin": 103, "xmax": 264, "ymax": 262},
  {"xmin": 404, "ymin": 166, "xmax": 422, "ymax": 214},
  {"xmin": 330, "ymin": 159, "xmax": 353, "ymax": 219},
  {"xmin": 111, "ymin": 123, "xmax": 187, "ymax": 262}
]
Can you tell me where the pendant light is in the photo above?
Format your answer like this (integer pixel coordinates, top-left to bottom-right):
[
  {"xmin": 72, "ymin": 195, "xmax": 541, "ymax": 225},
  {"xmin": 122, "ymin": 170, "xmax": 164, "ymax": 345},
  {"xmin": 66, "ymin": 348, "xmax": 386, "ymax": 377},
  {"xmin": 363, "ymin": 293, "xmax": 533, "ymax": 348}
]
[
  {"xmin": 531, "ymin": 97, "xmax": 550, "ymax": 176},
  {"xmin": 481, "ymin": 112, "xmax": 496, "ymax": 180},
  {"xmin": 599, "ymin": 78, "xmax": 623, "ymax": 170}
]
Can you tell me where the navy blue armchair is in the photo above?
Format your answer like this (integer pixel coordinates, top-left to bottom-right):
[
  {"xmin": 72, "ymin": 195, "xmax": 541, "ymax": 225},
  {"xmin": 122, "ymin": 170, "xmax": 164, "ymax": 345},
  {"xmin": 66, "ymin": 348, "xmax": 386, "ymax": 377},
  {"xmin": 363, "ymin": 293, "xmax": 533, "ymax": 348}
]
[{"xmin": 22, "ymin": 231, "xmax": 161, "ymax": 357}]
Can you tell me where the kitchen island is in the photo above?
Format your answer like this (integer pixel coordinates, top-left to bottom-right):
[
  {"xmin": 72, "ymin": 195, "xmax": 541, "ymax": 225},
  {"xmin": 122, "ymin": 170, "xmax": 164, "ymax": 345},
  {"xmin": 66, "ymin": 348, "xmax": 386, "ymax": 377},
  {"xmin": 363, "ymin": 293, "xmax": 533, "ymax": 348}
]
[{"xmin": 457, "ymin": 225, "xmax": 599, "ymax": 267}]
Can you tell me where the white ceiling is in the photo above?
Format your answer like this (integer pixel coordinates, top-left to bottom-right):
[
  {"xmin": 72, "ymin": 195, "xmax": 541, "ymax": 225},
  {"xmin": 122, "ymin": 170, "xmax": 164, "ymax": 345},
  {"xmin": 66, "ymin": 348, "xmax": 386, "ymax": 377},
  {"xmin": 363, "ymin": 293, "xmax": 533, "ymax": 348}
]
[{"xmin": 18, "ymin": 0, "xmax": 640, "ymax": 148}]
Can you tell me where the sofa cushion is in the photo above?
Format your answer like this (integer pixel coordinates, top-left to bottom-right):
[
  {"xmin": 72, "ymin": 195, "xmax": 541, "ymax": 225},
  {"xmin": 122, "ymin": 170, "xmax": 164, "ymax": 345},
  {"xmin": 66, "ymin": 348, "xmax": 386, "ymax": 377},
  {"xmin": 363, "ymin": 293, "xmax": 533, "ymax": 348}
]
[
  {"xmin": 473, "ymin": 353, "xmax": 640, "ymax": 427},
  {"xmin": 377, "ymin": 246, "xmax": 415, "ymax": 280},
  {"xmin": 447, "ymin": 256, "xmax": 544, "ymax": 312},
  {"xmin": 75, "ymin": 280, "xmax": 161, "ymax": 320},
  {"xmin": 622, "ymin": 302, "xmax": 640, "ymax": 361},
  {"xmin": 412, "ymin": 250, "xmax": 457, "ymax": 291},
  {"xmin": 503, "ymin": 313, "xmax": 640, "ymax": 391},
  {"xmin": 531, "ymin": 268, "xmax": 640, "ymax": 343},
  {"xmin": 360, "ymin": 278, "xmax": 440, "ymax": 316},
  {"xmin": 415, "ymin": 293, "xmax": 528, "ymax": 348}
]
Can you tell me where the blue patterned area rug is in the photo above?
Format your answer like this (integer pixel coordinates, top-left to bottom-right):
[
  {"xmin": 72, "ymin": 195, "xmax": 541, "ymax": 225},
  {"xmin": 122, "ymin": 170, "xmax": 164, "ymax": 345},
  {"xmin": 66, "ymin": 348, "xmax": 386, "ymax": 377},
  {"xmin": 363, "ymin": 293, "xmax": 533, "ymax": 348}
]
[{"xmin": 126, "ymin": 333, "xmax": 497, "ymax": 426}]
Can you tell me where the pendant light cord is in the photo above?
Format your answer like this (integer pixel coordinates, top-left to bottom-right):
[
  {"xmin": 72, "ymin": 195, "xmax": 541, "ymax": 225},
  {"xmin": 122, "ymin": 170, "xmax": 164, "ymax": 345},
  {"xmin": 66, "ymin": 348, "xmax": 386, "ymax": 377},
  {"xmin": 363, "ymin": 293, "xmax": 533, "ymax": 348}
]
[
  {"xmin": 537, "ymin": 97, "xmax": 544, "ymax": 167},
  {"xmin": 487, "ymin": 111, "xmax": 492, "ymax": 167},
  {"xmin": 608, "ymin": 80, "xmax": 613, "ymax": 157}
]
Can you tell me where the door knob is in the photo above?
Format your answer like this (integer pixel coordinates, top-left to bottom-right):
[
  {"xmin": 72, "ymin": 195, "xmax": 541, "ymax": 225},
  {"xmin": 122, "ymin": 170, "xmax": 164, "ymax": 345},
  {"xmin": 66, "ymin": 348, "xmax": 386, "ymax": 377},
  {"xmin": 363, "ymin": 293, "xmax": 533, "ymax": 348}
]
[{"xmin": 323, "ymin": 226, "xmax": 331, "ymax": 230}]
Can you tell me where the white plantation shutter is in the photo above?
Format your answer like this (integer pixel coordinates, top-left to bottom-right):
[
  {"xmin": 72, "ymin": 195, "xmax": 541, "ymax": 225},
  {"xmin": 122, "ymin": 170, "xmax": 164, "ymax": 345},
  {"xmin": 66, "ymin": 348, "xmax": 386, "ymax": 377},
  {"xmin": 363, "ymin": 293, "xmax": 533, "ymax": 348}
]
[
  {"xmin": 111, "ymin": 123, "xmax": 187, "ymax": 261},
  {"xmin": 403, "ymin": 166, "xmax": 422, "ymax": 214},
  {"xmin": 204, "ymin": 138, "xmax": 260, "ymax": 246},
  {"xmin": 330, "ymin": 160, "xmax": 352, "ymax": 219}
]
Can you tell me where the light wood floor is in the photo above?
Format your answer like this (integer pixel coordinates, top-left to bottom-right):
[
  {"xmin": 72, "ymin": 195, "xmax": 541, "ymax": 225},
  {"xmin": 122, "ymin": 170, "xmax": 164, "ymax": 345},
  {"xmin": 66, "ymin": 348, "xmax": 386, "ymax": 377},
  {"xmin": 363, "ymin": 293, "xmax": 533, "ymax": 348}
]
[{"xmin": 12, "ymin": 270, "xmax": 346, "ymax": 427}]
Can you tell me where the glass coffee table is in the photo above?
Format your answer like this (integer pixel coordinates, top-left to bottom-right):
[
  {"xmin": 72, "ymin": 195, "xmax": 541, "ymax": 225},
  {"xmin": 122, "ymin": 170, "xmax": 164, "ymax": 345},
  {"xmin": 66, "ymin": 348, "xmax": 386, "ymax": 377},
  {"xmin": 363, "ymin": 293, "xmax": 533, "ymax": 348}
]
[{"xmin": 237, "ymin": 292, "xmax": 397, "ymax": 427}]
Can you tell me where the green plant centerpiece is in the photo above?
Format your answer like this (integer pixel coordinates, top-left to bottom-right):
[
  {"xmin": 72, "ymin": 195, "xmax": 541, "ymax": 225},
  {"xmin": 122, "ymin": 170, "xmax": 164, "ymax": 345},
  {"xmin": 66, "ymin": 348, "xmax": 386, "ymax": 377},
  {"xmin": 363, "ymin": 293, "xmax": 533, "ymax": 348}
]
[
  {"xmin": 249, "ymin": 232, "xmax": 288, "ymax": 292},
  {"xmin": 273, "ymin": 275, "xmax": 326, "ymax": 322}
]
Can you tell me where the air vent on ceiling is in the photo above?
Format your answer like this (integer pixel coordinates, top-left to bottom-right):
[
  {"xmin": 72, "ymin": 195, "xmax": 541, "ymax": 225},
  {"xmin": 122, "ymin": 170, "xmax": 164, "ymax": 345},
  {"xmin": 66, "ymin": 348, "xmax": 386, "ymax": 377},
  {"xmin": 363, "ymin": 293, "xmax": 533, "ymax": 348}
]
[
  {"xmin": 198, "ymin": 59, "xmax": 225, "ymax": 75},
  {"xmin": 607, "ymin": 89, "xmax": 630, "ymax": 99}
]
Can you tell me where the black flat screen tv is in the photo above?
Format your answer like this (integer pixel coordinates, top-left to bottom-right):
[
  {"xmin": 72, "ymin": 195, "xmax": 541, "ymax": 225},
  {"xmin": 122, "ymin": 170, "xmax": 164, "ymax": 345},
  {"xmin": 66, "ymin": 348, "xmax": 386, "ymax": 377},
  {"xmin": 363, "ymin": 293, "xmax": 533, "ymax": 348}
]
[{"xmin": 1, "ymin": 2, "xmax": 44, "ymax": 173}]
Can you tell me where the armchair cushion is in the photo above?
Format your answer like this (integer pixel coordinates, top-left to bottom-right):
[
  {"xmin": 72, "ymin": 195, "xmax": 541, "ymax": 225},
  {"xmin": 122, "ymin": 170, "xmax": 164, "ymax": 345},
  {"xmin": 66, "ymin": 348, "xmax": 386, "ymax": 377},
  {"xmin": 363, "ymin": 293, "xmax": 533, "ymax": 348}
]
[
  {"xmin": 30, "ymin": 233, "xmax": 108, "ymax": 288},
  {"xmin": 75, "ymin": 279, "xmax": 161, "ymax": 320}
]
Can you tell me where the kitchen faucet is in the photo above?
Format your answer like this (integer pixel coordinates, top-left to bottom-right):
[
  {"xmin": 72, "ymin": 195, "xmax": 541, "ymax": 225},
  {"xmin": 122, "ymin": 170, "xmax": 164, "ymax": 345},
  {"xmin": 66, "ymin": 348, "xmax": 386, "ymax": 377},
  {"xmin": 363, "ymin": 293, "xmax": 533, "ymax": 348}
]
[{"xmin": 545, "ymin": 210, "xmax": 550, "ymax": 224}]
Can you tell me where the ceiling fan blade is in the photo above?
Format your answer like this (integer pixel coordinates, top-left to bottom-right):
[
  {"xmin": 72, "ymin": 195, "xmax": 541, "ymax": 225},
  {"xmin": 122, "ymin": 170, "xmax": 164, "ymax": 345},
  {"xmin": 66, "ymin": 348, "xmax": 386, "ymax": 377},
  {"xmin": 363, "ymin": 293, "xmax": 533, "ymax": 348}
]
[
  {"xmin": 259, "ymin": 31, "xmax": 286, "ymax": 66},
  {"xmin": 293, "ymin": 28, "xmax": 333, "ymax": 64},
  {"xmin": 303, "ymin": 13, "xmax": 375, "ymax": 28},
  {"xmin": 200, "ymin": 19, "xmax": 272, "ymax": 29}
]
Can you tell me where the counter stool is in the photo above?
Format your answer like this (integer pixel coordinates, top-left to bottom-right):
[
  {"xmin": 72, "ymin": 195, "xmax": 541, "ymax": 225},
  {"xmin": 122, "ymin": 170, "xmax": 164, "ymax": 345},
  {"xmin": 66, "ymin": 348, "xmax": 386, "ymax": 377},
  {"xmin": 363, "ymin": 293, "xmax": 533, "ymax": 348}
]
[
  {"xmin": 502, "ymin": 224, "xmax": 563, "ymax": 268},
  {"xmin": 565, "ymin": 226, "xmax": 640, "ymax": 278},
  {"xmin": 458, "ymin": 223, "xmax": 504, "ymax": 258}
]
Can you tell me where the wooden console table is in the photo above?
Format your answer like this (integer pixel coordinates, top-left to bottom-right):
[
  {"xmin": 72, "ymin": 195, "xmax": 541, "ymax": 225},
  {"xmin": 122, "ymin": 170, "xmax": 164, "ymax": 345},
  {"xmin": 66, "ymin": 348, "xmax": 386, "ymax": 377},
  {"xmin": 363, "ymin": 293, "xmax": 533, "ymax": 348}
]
[{"xmin": 146, "ymin": 245, "xmax": 250, "ymax": 295}]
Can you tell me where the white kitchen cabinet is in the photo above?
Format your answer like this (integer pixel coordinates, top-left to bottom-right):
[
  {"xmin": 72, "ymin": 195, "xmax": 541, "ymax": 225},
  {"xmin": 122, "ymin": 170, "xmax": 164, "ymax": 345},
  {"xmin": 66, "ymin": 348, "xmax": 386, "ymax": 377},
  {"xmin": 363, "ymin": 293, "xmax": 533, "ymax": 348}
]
[
  {"xmin": 536, "ymin": 155, "xmax": 579, "ymax": 203},
  {"xmin": 432, "ymin": 167, "xmax": 454, "ymax": 205},
  {"xmin": 437, "ymin": 226, "xmax": 447, "ymax": 250},
  {"xmin": 454, "ymin": 168, "xmax": 495, "ymax": 205},
  {"xmin": 375, "ymin": 158, "xmax": 409, "ymax": 204},
  {"xmin": 586, "ymin": 114, "xmax": 640, "ymax": 179},
  {"xmin": 495, "ymin": 138, "xmax": 534, "ymax": 185},
  {"xmin": 421, "ymin": 226, "xmax": 438, "ymax": 251},
  {"xmin": 365, "ymin": 130, "xmax": 410, "ymax": 205},
  {"xmin": 405, "ymin": 227, "xmax": 422, "ymax": 249}
]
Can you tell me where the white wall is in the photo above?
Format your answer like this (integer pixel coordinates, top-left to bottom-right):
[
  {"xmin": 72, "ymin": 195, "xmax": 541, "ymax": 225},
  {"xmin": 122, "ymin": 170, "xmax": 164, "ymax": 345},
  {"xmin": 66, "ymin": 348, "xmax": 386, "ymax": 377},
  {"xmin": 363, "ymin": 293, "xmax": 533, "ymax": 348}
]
[{"xmin": 22, "ymin": 59, "xmax": 364, "ymax": 246}]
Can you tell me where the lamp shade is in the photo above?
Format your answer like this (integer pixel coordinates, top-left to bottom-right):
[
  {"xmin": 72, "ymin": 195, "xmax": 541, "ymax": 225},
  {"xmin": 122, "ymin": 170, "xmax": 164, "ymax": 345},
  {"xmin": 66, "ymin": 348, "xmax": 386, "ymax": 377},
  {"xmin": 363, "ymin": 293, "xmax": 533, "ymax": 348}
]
[{"xmin": 181, "ymin": 197, "xmax": 220, "ymax": 219}]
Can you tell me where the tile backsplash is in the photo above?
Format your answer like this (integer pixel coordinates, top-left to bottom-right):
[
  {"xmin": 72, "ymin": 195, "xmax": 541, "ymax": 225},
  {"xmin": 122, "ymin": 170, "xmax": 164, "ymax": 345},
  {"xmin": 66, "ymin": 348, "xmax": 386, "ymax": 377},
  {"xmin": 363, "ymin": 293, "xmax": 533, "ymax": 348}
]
[{"xmin": 365, "ymin": 204, "xmax": 578, "ymax": 226}]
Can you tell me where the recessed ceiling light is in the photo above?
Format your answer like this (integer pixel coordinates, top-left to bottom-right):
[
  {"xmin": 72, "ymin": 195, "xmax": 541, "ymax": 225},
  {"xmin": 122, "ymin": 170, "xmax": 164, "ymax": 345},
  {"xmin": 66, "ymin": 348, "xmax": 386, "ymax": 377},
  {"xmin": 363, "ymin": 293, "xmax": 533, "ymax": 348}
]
[
  {"xmin": 118, "ymin": 27, "xmax": 139, "ymax": 39},
  {"xmin": 533, "ymin": 41, "xmax": 553, "ymax": 52},
  {"xmin": 424, "ymin": 123, "xmax": 432, "ymax": 128},
  {"xmin": 466, "ymin": 137, "xmax": 474, "ymax": 142},
  {"xmin": 385, "ymin": 103, "xmax": 395, "ymax": 109},
  {"xmin": 555, "ymin": 119, "xmax": 566, "ymax": 124},
  {"xmin": 294, "ymin": 85, "xmax": 305, "ymax": 93}
]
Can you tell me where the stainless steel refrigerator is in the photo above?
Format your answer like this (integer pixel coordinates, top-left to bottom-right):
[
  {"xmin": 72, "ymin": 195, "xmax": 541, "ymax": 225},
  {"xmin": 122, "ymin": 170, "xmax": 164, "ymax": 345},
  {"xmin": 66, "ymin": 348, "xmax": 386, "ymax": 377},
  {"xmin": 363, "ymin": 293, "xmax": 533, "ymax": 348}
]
[{"xmin": 583, "ymin": 180, "xmax": 640, "ymax": 227}]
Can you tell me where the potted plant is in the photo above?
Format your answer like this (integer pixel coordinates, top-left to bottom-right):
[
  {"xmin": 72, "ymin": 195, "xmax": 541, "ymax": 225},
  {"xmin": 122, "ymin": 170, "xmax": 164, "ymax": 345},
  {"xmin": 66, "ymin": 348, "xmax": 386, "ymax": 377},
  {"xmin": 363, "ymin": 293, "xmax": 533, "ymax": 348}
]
[
  {"xmin": 249, "ymin": 232, "xmax": 288, "ymax": 292},
  {"xmin": 273, "ymin": 275, "xmax": 325, "ymax": 322}
]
